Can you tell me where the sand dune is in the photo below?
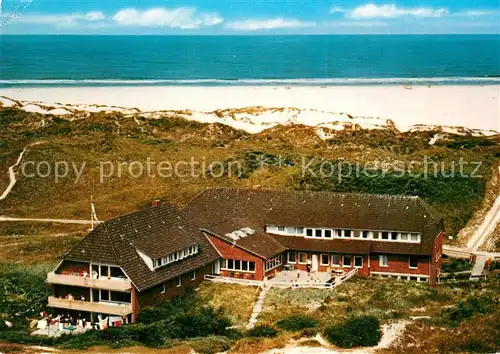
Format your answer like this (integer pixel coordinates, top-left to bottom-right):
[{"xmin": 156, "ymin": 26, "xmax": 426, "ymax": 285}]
[{"xmin": 1, "ymin": 85, "xmax": 499, "ymax": 134}]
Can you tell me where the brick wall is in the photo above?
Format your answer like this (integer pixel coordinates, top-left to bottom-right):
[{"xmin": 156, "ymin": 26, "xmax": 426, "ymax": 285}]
[
  {"xmin": 137, "ymin": 263, "xmax": 215, "ymax": 309},
  {"xmin": 430, "ymin": 232, "xmax": 445, "ymax": 286},
  {"xmin": 369, "ymin": 254, "xmax": 431, "ymax": 277},
  {"xmin": 207, "ymin": 235, "xmax": 265, "ymax": 280}
]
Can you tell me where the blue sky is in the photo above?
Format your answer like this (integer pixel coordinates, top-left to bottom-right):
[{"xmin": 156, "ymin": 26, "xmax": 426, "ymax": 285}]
[{"xmin": 1, "ymin": 0, "xmax": 499, "ymax": 34}]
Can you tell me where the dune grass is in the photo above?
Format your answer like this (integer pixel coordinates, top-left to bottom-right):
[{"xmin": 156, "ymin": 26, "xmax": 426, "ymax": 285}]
[
  {"xmin": 1, "ymin": 107, "xmax": 498, "ymax": 238},
  {"xmin": 197, "ymin": 283, "xmax": 260, "ymax": 327}
]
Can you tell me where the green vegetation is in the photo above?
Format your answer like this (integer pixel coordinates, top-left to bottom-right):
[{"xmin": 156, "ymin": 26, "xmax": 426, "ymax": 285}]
[
  {"xmin": 440, "ymin": 295, "xmax": 497, "ymax": 327},
  {"xmin": 324, "ymin": 315, "xmax": 381, "ymax": 348},
  {"xmin": 1, "ymin": 107, "xmax": 498, "ymax": 236},
  {"xmin": 275, "ymin": 314, "xmax": 318, "ymax": 331},
  {"xmin": 442, "ymin": 258, "xmax": 474, "ymax": 274},
  {"xmin": 197, "ymin": 283, "xmax": 258, "ymax": 326},
  {"xmin": 0, "ymin": 264, "xmax": 51, "ymax": 320},
  {"xmin": 246, "ymin": 325, "xmax": 279, "ymax": 338}
]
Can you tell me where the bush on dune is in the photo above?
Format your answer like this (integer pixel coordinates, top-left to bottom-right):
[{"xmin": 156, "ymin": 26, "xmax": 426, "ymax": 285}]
[
  {"xmin": 246, "ymin": 325, "xmax": 279, "ymax": 338},
  {"xmin": 441, "ymin": 295, "xmax": 496, "ymax": 327},
  {"xmin": 275, "ymin": 314, "xmax": 318, "ymax": 331},
  {"xmin": 324, "ymin": 315, "xmax": 381, "ymax": 348}
]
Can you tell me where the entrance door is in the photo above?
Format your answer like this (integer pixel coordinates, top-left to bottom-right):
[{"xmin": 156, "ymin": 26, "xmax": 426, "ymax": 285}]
[{"xmin": 311, "ymin": 254, "xmax": 319, "ymax": 272}]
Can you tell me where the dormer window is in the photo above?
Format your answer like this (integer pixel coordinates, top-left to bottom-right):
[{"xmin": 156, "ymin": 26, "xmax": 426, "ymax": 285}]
[{"xmin": 150, "ymin": 244, "xmax": 199, "ymax": 270}]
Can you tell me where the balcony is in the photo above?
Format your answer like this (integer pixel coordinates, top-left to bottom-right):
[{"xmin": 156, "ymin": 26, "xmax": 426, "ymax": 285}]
[
  {"xmin": 47, "ymin": 272, "xmax": 132, "ymax": 292},
  {"xmin": 48, "ymin": 296, "xmax": 133, "ymax": 316}
]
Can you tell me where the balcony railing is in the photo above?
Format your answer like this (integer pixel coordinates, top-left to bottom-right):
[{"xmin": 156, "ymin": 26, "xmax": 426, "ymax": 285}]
[
  {"xmin": 47, "ymin": 272, "xmax": 132, "ymax": 292},
  {"xmin": 48, "ymin": 296, "xmax": 133, "ymax": 316}
]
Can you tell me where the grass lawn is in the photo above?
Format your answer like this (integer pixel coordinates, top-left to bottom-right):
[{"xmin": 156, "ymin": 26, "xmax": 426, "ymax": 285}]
[{"xmin": 197, "ymin": 283, "xmax": 260, "ymax": 327}]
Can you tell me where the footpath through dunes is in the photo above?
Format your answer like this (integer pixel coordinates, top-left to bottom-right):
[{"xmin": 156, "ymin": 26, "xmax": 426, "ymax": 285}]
[{"xmin": 0, "ymin": 142, "xmax": 46, "ymax": 201}]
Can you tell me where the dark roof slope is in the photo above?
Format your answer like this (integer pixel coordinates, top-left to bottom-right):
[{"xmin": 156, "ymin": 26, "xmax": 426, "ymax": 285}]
[
  {"xmin": 203, "ymin": 218, "xmax": 286, "ymax": 259},
  {"xmin": 183, "ymin": 188, "xmax": 443, "ymax": 256},
  {"xmin": 64, "ymin": 203, "xmax": 220, "ymax": 292}
]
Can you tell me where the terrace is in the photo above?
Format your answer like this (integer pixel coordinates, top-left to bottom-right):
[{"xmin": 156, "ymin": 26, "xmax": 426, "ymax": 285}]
[{"xmin": 205, "ymin": 268, "xmax": 357, "ymax": 289}]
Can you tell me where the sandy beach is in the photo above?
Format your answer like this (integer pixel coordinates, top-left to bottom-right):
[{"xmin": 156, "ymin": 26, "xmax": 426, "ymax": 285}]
[{"xmin": 1, "ymin": 85, "xmax": 499, "ymax": 133}]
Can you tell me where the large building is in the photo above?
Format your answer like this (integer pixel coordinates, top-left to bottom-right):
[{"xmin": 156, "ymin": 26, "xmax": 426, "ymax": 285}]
[{"xmin": 47, "ymin": 189, "xmax": 445, "ymax": 323}]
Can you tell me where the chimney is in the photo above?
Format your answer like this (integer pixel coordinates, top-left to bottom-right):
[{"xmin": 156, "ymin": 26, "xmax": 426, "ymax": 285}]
[{"xmin": 151, "ymin": 200, "xmax": 160, "ymax": 207}]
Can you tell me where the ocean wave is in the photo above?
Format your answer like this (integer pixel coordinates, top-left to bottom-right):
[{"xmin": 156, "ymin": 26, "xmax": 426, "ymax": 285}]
[{"xmin": 1, "ymin": 77, "xmax": 500, "ymax": 86}]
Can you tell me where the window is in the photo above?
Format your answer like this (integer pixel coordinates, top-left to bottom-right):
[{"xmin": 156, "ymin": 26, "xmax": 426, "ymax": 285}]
[
  {"xmin": 299, "ymin": 253, "xmax": 307, "ymax": 264},
  {"xmin": 315, "ymin": 229, "xmax": 322, "ymax": 238},
  {"xmin": 354, "ymin": 256, "xmax": 363, "ymax": 268},
  {"xmin": 111, "ymin": 291, "xmax": 131, "ymax": 303},
  {"xmin": 332, "ymin": 254, "xmax": 341, "ymax": 266},
  {"xmin": 100, "ymin": 290, "xmax": 110, "ymax": 301},
  {"xmin": 409, "ymin": 256, "xmax": 418, "ymax": 269},
  {"xmin": 379, "ymin": 255, "xmax": 388, "ymax": 267},
  {"xmin": 288, "ymin": 252, "xmax": 296, "ymax": 263},
  {"xmin": 381, "ymin": 232, "xmax": 389, "ymax": 240},
  {"xmin": 353, "ymin": 231, "xmax": 360, "ymax": 238},
  {"xmin": 110, "ymin": 267, "xmax": 125, "ymax": 278},
  {"xmin": 344, "ymin": 230, "xmax": 352, "ymax": 238},
  {"xmin": 410, "ymin": 234, "xmax": 419, "ymax": 242},
  {"xmin": 153, "ymin": 245, "xmax": 199, "ymax": 269},
  {"xmin": 265, "ymin": 255, "xmax": 282, "ymax": 271},
  {"xmin": 324, "ymin": 230, "xmax": 332, "ymax": 238},
  {"xmin": 401, "ymin": 233, "xmax": 408, "ymax": 241},
  {"xmin": 391, "ymin": 232, "xmax": 398, "ymax": 240},
  {"xmin": 321, "ymin": 254, "xmax": 329, "ymax": 266},
  {"xmin": 100, "ymin": 265, "xmax": 109, "ymax": 277},
  {"xmin": 296, "ymin": 227, "xmax": 304, "ymax": 235},
  {"xmin": 278, "ymin": 226, "xmax": 285, "ymax": 232},
  {"xmin": 161, "ymin": 283, "xmax": 166, "ymax": 294},
  {"xmin": 190, "ymin": 271, "xmax": 196, "ymax": 280},
  {"xmin": 362, "ymin": 231, "xmax": 369, "ymax": 239},
  {"xmin": 335, "ymin": 229, "xmax": 342, "ymax": 237},
  {"xmin": 306, "ymin": 228, "xmax": 313, "ymax": 237},
  {"xmin": 223, "ymin": 259, "xmax": 256, "ymax": 272},
  {"xmin": 176, "ymin": 276, "xmax": 182, "ymax": 287},
  {"xmin": 343, "ymin": 255, "xmax": 352, "ymax": 267},
  {"xmin": 373, "ymin": 232, "xmax": 379, "ymax": 239}
]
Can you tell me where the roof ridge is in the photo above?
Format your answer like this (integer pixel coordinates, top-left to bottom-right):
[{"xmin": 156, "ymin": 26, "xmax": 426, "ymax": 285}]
[
  {"xmin": 105, "ymin": 202, "xmax": 178, "ymax": 225},
  {"xmin": 202, "ymin": 187, "xmax": 421, "ymax": 200},
  {"xmin": 182, "ymin": 187, "xmax": 212, "ymax": 209}
]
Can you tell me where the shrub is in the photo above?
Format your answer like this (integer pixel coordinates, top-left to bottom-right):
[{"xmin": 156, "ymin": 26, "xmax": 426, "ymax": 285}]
[
  {"xmin": 441, "ymin": 295, "xmax": 496, "ymax": 327},
  {"xmin": 246, "ymin": 325, "xmax": 279, "ymax": 338},
  {"xmin": 187, "ymin": 336, "xmax": 231, "ymax": 354},
  {"xmin": 299, "ymin": 327, "xmax": 319, "ymax": 337},
  {"xmin": 0, "ymin": 264, "xmax": 51, "ymax": 319},
  {"xmin": 324, "ymin": 316, "xmax": 381, "ymax": 348},
  {"xmin": 276, "ymin": 314, "xmax": 318, "ymax": 331}
]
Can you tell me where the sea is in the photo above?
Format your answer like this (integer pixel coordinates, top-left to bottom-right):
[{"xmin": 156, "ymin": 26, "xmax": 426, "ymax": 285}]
[{"xmin": 1, "ymin": 35, "xmax": 499, "ymax": 87}]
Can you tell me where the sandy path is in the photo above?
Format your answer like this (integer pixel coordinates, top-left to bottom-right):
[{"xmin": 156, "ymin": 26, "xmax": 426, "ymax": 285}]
[
  {"xmin": 0, "ymin": 216, "xmax": 99, "ymax": 225},
  {"xmin": 0, "ymin": 142, "xmax": 45, "ymax": 201}
]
